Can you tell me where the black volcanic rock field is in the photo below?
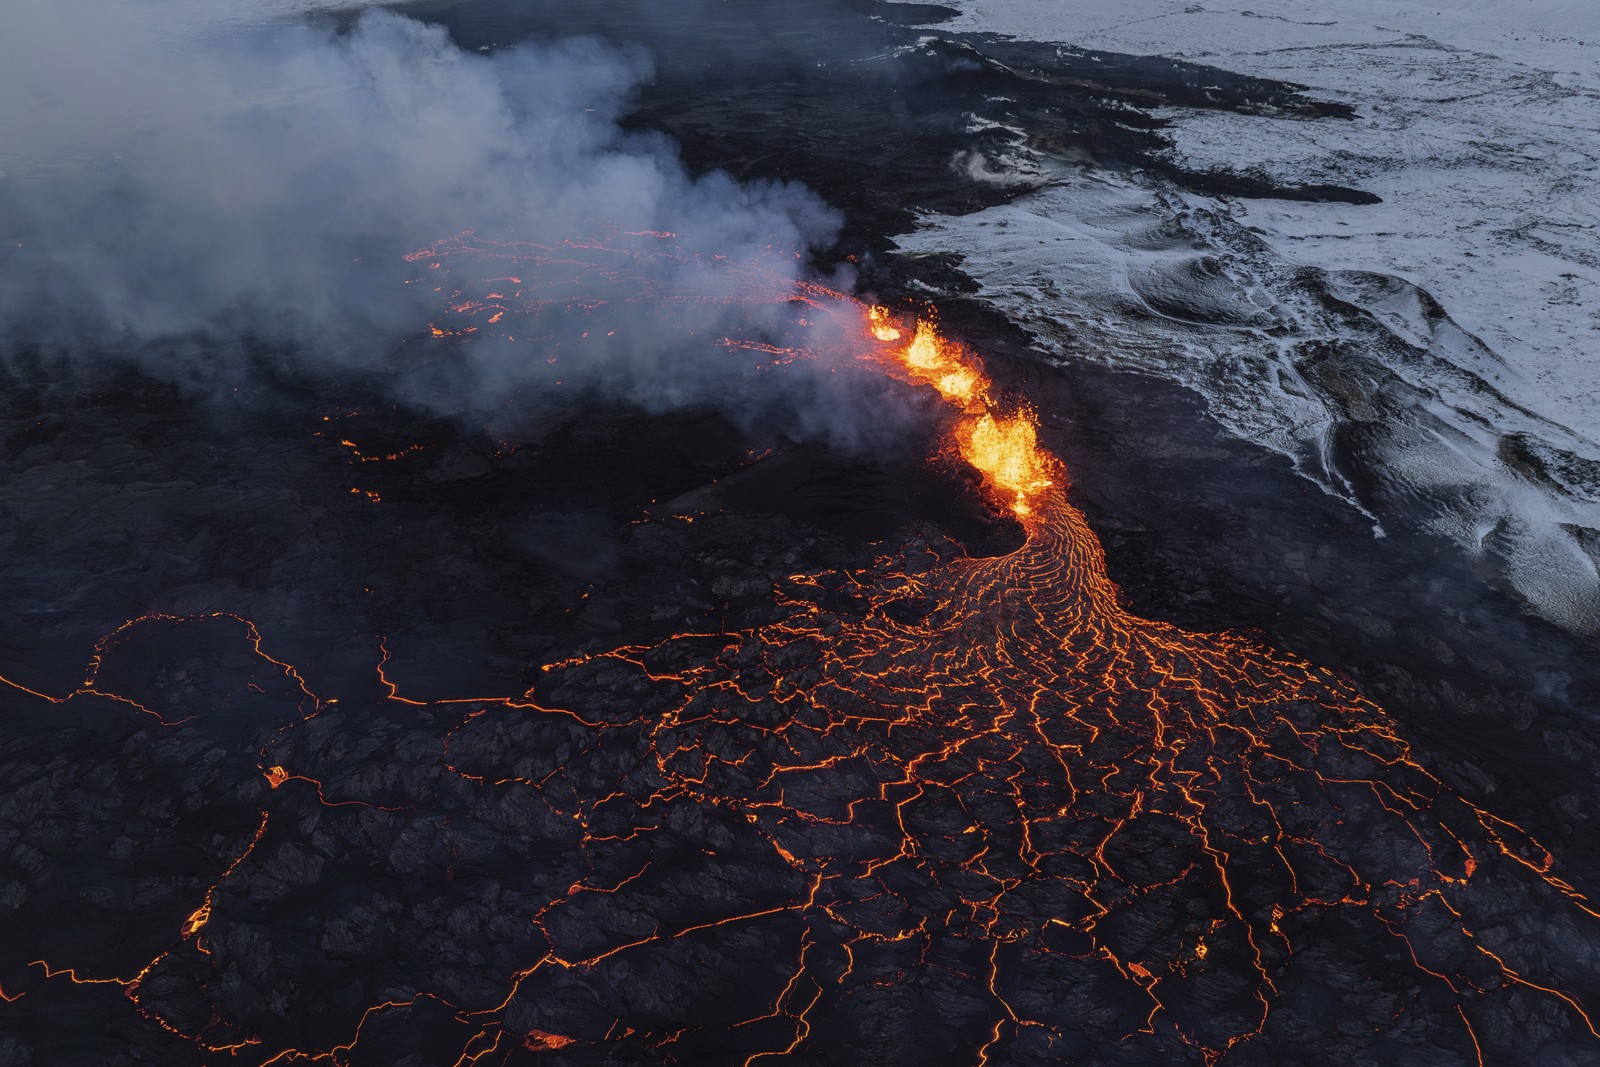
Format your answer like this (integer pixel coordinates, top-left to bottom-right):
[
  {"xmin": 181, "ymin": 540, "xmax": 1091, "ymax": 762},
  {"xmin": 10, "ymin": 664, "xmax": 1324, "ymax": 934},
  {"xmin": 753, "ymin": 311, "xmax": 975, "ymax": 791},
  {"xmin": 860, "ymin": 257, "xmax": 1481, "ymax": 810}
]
[{"xmin": 3, "ymin": 2, "xmax": 1599, "ymax": 1065}]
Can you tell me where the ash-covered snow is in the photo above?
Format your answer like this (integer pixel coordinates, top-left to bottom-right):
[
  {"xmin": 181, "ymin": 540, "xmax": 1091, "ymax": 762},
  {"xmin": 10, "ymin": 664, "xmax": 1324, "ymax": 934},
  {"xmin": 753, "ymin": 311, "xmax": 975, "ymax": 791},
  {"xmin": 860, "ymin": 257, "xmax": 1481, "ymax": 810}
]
[{"xmin": 892, "ymin": 0, "xmax": 1600, "ymax": 631}]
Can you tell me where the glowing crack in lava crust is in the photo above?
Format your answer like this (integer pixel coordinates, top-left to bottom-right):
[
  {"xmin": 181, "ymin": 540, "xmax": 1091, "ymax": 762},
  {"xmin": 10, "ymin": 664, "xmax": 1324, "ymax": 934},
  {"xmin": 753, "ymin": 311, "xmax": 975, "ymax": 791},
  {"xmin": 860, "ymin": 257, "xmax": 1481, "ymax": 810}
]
[{"xmin": 5, "ymin": 233, "xmax": 1599, "ymax": 1065}]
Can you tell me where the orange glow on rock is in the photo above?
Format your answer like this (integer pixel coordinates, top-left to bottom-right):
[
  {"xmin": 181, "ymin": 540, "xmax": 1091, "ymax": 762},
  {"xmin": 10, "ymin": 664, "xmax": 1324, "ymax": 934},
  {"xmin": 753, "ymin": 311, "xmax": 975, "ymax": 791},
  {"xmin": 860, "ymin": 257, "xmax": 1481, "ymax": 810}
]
[
  {"xmin": 181, "ymin": 902, "xmax": 211, "ymax": 938},
  {"xmin": 6, "ymin": 235, "xmax": 1576, "ymax": 1065}
]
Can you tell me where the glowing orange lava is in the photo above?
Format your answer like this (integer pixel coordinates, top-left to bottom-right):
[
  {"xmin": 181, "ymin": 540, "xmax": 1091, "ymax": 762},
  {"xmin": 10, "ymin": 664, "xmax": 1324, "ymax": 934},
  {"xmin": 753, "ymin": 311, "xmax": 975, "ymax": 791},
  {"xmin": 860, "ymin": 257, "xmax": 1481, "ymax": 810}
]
[
  {"xmin": 859, "ymin": 306, "xmax": 1052, "ymax": 516},
  {"xmin": 867, "ymin": 304, "xmax": 902, "ymax": 342},
  {"xmin": 4, "ymin": 234, "xmax": 1596, "ymax": 1065},
  {"xmin": 897, "ymin": 318, "xmax": 987, "ymax": 406}
]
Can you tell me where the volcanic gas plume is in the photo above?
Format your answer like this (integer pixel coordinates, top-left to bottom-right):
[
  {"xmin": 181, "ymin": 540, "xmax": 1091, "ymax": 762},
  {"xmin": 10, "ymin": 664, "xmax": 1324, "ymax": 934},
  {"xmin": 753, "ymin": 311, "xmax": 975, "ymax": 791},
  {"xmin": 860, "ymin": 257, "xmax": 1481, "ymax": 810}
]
[{"xmin": 3, "ymin": 238, "xmax": 1598, "ymax": 1065}]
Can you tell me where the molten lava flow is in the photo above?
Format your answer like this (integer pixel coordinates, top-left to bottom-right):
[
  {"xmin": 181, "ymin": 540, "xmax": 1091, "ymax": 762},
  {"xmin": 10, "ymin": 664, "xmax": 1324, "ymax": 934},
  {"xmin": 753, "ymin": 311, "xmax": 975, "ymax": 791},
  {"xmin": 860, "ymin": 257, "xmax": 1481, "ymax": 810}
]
[
  {"xmin": 961, "ymin": 411, "xmax": 1052, "ymax": 517},
  {"xmin": 897, "ymin": 318, "xmax": 986, "ymax": 406},
  {"xmin": 867, "ymin": 304, "xmax": 902, "ymax": 342},
  {"xmin": 859, "ymin": 305, "xmax": 1052, "ymax": 516},
  {"xmin": 7, "ymin": 234, "xmax": 1599, "ymax": 1066}
]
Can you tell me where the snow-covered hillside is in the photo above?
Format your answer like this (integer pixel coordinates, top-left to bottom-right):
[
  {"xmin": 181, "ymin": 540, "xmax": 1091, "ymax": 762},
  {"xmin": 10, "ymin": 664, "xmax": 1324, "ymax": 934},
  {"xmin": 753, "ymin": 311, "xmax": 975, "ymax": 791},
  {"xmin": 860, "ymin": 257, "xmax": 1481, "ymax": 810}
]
[{"xmin": 894, "ymin": 1, "xmax": 1600, "ymax": 631}]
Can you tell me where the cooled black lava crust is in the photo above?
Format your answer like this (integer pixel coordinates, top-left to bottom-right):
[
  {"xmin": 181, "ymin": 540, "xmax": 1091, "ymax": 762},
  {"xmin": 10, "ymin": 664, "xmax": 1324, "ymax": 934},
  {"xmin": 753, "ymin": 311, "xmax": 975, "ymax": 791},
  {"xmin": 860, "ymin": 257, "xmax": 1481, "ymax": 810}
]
[{"xmin": 2, "ymin": 2, "xmax": 1598, "ymax": 1065}]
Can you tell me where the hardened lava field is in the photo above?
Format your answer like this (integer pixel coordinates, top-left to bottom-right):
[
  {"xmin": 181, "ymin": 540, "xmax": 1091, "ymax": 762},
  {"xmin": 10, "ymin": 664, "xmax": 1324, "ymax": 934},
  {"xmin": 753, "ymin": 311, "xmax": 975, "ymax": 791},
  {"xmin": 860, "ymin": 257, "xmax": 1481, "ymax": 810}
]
[{"xmin": 2, "ymin": 239, "xmax": 1598, "ymax": 1066}]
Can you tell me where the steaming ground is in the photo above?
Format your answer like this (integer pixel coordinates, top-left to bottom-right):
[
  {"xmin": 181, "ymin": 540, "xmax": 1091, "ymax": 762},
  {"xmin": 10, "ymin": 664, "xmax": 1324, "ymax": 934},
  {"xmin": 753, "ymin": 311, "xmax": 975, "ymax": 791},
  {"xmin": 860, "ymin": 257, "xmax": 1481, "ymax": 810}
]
[{"xmin": 891, "ymin": 0, "xmax": 1600, "ymax": 633}]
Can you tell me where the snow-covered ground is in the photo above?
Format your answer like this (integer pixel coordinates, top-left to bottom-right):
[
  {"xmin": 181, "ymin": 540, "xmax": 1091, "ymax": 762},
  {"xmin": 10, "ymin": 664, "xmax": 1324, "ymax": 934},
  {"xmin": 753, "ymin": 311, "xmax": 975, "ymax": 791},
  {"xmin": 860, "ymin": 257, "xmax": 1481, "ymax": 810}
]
[{"xmin": 893, "ymin": 1, "xmax": 1600, "ymax": 631}]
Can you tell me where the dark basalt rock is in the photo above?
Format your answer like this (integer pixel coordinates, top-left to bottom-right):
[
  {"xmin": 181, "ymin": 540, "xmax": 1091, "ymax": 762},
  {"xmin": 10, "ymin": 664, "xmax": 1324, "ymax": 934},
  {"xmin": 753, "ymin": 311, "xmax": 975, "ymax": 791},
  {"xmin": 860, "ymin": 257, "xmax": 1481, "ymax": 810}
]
[{"xmin": 4, "ymin": 1, "xmax": 1598, "ymax": 1065}]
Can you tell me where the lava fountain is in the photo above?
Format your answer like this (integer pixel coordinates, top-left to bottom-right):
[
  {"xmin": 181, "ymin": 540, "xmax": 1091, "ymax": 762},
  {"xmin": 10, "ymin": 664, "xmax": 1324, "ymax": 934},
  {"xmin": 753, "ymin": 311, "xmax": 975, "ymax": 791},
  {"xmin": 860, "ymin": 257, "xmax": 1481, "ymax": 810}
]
[
  {"xmin": 420, "ymin": 243, "xmax": 1600, "ymax": 1061},
  {"xmin": 5, "ymin": 233, "xmax": 1597, "ymax": 1065}
]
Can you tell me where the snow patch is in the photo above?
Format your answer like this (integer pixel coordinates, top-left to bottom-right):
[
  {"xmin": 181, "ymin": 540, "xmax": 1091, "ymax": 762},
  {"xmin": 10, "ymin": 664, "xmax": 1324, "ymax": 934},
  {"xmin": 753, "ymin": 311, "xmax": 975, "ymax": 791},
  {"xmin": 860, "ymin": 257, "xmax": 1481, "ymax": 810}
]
[{"xmin": 891, "ymin": 0, "xmax": 1600, "ymax": 630}]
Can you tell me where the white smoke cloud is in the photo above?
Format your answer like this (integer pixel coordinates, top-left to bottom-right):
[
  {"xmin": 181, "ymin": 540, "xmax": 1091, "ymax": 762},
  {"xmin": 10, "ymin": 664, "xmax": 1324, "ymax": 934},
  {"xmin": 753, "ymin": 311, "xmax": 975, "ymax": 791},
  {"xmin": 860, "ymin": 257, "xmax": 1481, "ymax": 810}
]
[{"xmin": 0, "ymin": 0, "xmax": 904, "ymax": 444}]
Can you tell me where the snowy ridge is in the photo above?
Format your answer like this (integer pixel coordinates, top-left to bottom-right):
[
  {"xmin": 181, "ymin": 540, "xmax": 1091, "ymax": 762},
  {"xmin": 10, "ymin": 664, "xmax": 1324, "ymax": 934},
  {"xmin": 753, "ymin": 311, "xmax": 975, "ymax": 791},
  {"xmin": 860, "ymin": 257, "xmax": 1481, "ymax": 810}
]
[
  {"xmin": 899, "ymin": 172, "xmax": 1600, "ymax": 631},
  {"xmin": 893, "ymin": 1, "xmax": 1600, "ymax": 631}
]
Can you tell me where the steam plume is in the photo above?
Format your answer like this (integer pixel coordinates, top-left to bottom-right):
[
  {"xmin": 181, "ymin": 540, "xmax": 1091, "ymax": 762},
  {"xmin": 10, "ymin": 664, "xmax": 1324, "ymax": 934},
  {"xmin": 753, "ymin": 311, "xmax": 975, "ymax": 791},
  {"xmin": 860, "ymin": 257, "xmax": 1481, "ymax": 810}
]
[{"xmin": 0, "ymin": 1, "xmax": 895, "ymax": 442}]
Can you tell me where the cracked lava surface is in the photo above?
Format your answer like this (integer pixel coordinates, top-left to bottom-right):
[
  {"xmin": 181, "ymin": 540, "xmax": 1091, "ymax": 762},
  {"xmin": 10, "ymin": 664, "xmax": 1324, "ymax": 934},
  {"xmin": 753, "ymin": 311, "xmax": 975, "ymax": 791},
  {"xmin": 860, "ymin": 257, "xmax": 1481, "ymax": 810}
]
[{"xmin": 3, "ymin": 239, "xmax": 1598, "ymax": 1066}]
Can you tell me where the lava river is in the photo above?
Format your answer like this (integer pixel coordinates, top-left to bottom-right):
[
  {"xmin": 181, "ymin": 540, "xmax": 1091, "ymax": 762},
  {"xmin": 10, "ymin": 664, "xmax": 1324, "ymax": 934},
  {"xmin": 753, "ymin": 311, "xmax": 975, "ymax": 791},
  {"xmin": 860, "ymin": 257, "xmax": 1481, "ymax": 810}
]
[{"xmin": 3, "ymin": 235, "xmax": 1598, "ymax": 1066}]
